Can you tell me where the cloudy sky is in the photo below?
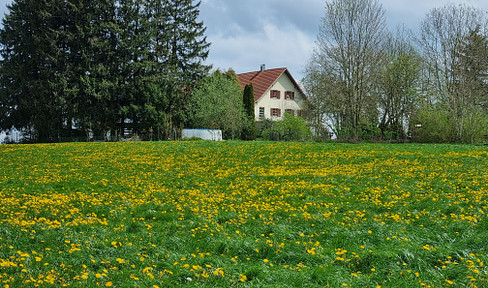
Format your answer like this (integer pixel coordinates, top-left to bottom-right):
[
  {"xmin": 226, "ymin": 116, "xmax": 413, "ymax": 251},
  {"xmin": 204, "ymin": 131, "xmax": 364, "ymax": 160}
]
[{"xmin": 1, "ymin": 0, "xmax": 488, "ymax": 81}]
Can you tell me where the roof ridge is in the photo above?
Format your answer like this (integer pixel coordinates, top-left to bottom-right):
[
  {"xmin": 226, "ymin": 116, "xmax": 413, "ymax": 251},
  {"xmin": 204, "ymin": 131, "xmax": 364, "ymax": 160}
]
[{"xmin": 246, "ymin": 67, "xmax": 286, "ymax": 81}]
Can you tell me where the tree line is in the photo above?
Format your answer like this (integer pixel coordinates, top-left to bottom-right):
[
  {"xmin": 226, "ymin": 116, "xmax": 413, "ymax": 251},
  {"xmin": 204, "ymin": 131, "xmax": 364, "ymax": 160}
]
[
  {"xmin": 0, "ymin": 0, "xmax": 211, "ymax": 142},
  {"xmin": 4, "ymin": 0, "xmax": 487, "ymax": 144},
  {"xmin": 305, "ymin": 0, "xmax": 488, "ymax": 143}
]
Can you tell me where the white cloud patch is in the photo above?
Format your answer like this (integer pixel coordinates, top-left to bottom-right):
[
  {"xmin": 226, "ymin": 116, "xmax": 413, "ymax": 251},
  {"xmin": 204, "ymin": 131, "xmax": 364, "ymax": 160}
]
[
  {"xmin": 200, "ymin": 0, "xmax": 321, "ymax": 79},
  {"xmin": 206, "ymin": 21, "xmax": 314, "ymax": 80},
  {"xmin": 381, "ymin": 0, "xmax": 488, "ymax": 32}
]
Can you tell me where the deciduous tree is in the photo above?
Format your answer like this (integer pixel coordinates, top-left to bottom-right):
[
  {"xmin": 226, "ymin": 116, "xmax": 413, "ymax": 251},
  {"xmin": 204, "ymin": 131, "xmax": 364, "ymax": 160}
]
[
  {"xmin": 307, "ymin": 0, "xmax": 387, "ymax": 140},
  {"xmin": 188, "ymin": 70, "xmax": 244, "ymax": 139},
  {"xmin": 378, "ymin": 29, "xmax": 421, "ymax": 141}
]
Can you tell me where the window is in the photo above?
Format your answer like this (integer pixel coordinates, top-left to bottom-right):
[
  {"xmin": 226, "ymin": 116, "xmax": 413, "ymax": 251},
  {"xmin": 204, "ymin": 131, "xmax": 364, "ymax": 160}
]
[
  {"xmin": 285, "ymin": 91, "xmax": 295, "ymax": 100},
  {"xmin": 271, "ymin": 108, "xmax": 281, "ymax": 117},
  {"xmin": 285, "ymin": 109, "xmax": 295, "ymax": 115},
  {"xmin": 259, "ymin": 107, "xmax": 265, "ymax": 118},
  {"xmin": 270, "ymin": 90, "xmax": 281, "ymax": 99}
]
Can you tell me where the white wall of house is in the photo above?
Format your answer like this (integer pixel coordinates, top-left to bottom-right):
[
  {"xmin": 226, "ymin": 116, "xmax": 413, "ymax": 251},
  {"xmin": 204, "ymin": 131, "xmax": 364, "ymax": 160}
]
[{"xmin": 255, "ymin": 73, "xmax": 305, "ymax": 121}]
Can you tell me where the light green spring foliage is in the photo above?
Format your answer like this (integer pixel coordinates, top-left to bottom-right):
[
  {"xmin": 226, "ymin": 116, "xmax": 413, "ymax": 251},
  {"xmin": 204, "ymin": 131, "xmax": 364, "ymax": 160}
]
[
  {"xmin": 261, "ymin": 113, "xmax": 313, "ymax": 141},
  {"xmin": 189, "ymin": 70, "xmax": 245, "ymax": 139}
]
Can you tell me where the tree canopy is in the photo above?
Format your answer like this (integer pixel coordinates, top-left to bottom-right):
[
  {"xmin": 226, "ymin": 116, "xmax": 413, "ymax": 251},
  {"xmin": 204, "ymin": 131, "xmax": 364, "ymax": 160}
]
[
  {"xmin": 188, "ymin": 69, "xmax": 245, "ymax": 140},
  {"xmin": 306, "ymin": 1, "xmax": 488, "ymax": 143},
  {"xmin": 0, "ymin": 0, "xmax": 210, "ymax": 142}
]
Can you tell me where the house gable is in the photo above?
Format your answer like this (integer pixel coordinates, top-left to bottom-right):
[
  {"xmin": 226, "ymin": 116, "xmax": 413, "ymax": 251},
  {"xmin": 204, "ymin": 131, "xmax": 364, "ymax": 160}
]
[{"xmin": 237, "ymin": 67, "xmax": 307, "ymax": 121}]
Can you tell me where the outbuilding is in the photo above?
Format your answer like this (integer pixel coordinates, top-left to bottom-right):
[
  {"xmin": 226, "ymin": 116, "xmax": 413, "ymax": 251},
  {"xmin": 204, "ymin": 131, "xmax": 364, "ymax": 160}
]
[{"xmin": 182, "ymin": 129, "xmax": 223, "ymax": 141}]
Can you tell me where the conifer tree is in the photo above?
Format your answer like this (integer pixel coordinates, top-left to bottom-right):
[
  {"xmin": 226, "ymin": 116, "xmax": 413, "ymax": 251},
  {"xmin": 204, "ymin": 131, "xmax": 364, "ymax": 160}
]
[
  {"xmin": 0, "ymin": 0, "xmax": 70, "ymax": 141},
  {"xmin": 161, "ymin": 0, "xmax": 211, "ymax": 138},
  {"xmin": 0, "ymin": 0, "xmax": 211, "ymax": 142},
  {"xmin": 242, "ymin": 84, "xmax": 256, "ymax": 140}
]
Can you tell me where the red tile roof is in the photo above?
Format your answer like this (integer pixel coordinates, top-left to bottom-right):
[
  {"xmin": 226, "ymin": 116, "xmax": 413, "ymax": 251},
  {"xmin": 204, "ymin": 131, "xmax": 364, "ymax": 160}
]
[{"xmin": 237, "ymin": 68, "xmax": 305, "ymax": 102}]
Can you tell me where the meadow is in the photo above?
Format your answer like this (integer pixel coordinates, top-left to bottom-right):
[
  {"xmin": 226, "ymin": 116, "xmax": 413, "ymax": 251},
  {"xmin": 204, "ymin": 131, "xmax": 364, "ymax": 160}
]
[{"xmin": 0, "ymin": 141, "xmax": 487, "ymax": 287}]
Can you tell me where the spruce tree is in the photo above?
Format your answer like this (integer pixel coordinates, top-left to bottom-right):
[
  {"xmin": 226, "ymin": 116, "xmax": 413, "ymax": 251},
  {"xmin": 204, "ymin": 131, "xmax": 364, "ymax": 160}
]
[
  {"xmin": 74, "ymin": 0, "xmax": 122, "ymax": 140},
  {"xmin": 0, "ymin": 0, "xmax": 70, "ymax": 141},
  {"xmin": 161, "ymin": 0, "xmax": 211, "ymax": 138},
  {"xmin": 0, "ymin": 0, "xmax": 211, "ymax": 142}
]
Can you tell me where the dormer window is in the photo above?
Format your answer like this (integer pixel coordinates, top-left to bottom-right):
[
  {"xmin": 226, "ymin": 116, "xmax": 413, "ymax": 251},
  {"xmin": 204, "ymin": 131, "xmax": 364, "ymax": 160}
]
[{"xmin": 270, "ymin": 90, "xmax": 280, "ymax": 99}]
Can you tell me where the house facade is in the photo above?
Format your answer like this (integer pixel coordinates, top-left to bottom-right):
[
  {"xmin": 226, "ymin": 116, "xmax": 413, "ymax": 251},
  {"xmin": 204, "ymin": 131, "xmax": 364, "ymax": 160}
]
[{"xmin": 237, "ymin": 67, "xmax": 307, "ymax": 121}]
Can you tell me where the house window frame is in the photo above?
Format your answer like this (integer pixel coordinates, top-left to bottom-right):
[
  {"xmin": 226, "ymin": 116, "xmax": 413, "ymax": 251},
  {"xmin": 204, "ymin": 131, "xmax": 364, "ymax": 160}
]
[
  {"xmin": 259, "ymin": 107, "xmax": 265, "ymax": 118},
  {"xmin": 271, "ymin": 108, "xmax": 281, "ymax": 117},
  {"xmin": 285, "ymin": 109, "xmax": 295, "ymax": 116},
  {"xmin": 270, "ymin": 90, "xmax": 281, "ymax": 99},
  {"xmin": 285, "ymin": 91, "xmax": 295, "ymax": 100}
]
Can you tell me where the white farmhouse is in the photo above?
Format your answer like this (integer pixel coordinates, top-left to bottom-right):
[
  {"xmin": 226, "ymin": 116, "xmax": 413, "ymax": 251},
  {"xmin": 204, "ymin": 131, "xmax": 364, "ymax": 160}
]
[{"xmin": 237, "ymin": 66, "xmax": 307, "ymax": 121}]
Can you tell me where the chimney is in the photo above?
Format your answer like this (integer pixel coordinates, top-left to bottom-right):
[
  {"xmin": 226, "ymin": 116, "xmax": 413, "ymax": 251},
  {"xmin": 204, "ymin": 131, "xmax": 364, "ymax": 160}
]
[{"xmin": 260, "ymin": 64, "xmax": 265, "ymax": 72}]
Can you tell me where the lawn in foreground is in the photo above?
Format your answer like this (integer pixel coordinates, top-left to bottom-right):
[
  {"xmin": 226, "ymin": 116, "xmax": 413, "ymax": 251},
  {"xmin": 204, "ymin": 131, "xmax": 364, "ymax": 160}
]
[{"xmin": 0, "ymin": 141, "xmax": 487, "ymax": 287}]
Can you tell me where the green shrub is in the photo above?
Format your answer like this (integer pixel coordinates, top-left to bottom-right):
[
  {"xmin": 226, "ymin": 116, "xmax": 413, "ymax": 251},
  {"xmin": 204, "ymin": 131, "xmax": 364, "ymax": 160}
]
[
  {"xmin": 459, "ymin": 109, "xmax": 488, "ymax": 144},
  {"xmin": 411, "ymin": 106, "xmax": 452, "ymax": 143},
  {"xmin": 260, "ymin": 114, "xmax": 312, "ymax": 141}
]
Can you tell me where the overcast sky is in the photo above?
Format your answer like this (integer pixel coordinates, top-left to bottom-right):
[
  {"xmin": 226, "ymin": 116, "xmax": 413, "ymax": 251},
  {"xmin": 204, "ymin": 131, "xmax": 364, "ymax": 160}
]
[{"xmin": 1, "ymin": 0, "xmax": 488, "ymax": 81}]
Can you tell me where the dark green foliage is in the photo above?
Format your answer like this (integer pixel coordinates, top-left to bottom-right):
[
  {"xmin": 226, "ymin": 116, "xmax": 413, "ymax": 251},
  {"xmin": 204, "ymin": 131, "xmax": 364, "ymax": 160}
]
[
  {"xmin": 257, "ymin": 119, "xmax": 280, "ymax": 141},
  {"xmin": 0, "ymin": 0, "xmax": 71, "ymax": 141},
  {"xmin": 243, "ymin": 84, "xmax": 255, "ymax": 118},
  {"xmin": 0, "ymin": 0, "xmax": 210, "ymax": 142},
  {"xmin": 153, "ymin": 0, "xmax": 211, "ymax": 139},
  {"xmin": 241, "ymin": 84, "xmax": 256, "ymax": 140}
]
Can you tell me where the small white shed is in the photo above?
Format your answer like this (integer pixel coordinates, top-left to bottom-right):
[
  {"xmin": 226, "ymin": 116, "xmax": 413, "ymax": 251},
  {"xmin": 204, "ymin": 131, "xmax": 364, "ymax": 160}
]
[{"xmin": 182, "ymin": 129, "xmax": 223, "ymax": 141}]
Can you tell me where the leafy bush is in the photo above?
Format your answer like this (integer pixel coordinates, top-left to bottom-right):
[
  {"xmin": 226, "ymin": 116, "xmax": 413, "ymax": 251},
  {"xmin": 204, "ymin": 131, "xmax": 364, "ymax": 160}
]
[
  {"xmin": 260, "ymin": 114, "xmax": 312, "ymax": 141},
  {"xmin": 459, "ymin": 109, "xmax": 488, "ymax": 144},
  {"xmin": 411, "ymin": 106, "xmax": 452, "ymax": 143},
  {"xmin": 188, "ymin": 70, "xmax": 245, "ymax": 140}
]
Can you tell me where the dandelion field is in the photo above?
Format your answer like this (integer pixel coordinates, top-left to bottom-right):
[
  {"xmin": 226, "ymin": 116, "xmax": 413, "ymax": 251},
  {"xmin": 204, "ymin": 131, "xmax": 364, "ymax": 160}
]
[{"xmin": 1, "ymin": 141, "xmax": 488, "ymax": 287}]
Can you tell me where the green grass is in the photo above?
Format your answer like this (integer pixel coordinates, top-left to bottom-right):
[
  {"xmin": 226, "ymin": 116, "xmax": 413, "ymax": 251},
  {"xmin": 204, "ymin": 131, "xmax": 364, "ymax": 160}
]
[{"xmin": 0, "ymin": 141, "xmax": 487, "ymax": 287}]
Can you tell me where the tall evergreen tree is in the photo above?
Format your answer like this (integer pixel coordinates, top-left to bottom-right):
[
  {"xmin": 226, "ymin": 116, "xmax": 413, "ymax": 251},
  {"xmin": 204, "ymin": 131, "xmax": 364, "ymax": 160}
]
[
  {"xmin": 0, "ymin": 0, "xmax": 211, "ymax": 142},
  {"xmin": 161, "ymin": 0, "xmax": 211, "ymax": 138},
  {"xmin": 0, "ymin": 0, "xmax": 70, "ymax": 141},
  {"xmin": 242, "ymin": 83, "xmax": 256, "ymax": 140}
]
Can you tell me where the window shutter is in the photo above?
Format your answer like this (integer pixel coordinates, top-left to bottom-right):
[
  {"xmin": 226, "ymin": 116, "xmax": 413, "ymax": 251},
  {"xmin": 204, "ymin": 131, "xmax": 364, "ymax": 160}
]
[
  {"xmin": 277, "ymin": 91, "xmax": 281, "ymax": 99},
  {"xmin": 291, "ymin": 92, "xmax": 295, "ymax": 100}
]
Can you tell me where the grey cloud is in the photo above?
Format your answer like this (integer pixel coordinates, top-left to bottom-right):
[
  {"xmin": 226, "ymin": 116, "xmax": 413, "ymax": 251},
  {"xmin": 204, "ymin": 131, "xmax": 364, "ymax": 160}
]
[{"xmin": 200, "ymin": 0, "xmax": 323, "ymax": 37}]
